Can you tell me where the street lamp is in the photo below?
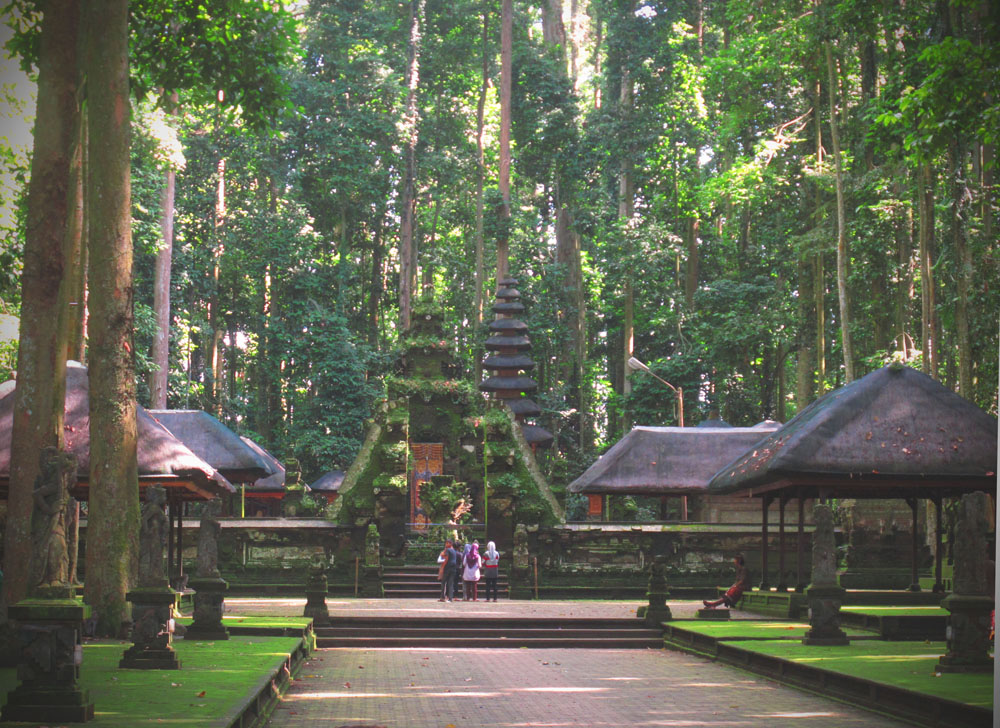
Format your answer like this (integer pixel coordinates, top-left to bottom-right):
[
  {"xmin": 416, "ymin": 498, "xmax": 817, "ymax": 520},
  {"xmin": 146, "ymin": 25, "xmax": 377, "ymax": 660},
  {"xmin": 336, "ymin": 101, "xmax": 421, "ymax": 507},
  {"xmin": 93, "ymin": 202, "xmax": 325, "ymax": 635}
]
[{"xmin": 627, "ymin": 357, "xmax": 684, "ymax": 427}]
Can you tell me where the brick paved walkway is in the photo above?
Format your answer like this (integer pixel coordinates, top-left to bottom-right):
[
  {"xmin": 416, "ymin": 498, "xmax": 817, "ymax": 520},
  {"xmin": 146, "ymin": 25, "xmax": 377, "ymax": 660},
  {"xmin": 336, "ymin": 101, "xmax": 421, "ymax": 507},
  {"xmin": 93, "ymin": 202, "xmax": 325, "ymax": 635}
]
[{"xmin": 267, "ymin": 647, "xmax": 910, "ymax": 727}]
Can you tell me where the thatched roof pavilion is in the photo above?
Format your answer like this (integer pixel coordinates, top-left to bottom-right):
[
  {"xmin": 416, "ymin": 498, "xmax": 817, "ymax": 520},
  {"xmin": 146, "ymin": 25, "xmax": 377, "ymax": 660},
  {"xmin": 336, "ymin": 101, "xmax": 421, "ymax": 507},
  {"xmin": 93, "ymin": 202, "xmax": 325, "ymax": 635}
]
[
  {"xmin": 308, "ymin": 469, "xmax": 344, "ymax": 504},
  {"xmin": 0, "ymin": 363, "xmax": 233, "ymax": 502},
  {"xmin": 707, "ymin": 364, "xmax": 997, "ymax": 592},
  {"xmin": 150, "ymin": 410, "xmax": 273, "ymax": 484},
  {"xmin": 239, "ymin": 436, "xmax": 285, "ymax": 495},
  {"xmin": 568, "ymin": 424, "xmax": 781, "ymax": 496}
]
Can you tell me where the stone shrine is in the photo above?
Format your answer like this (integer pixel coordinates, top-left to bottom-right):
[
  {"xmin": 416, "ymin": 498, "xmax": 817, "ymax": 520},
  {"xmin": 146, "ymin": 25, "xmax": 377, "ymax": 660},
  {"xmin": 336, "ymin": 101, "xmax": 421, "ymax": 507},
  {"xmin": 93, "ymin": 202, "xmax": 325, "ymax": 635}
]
[
  {"xmin": 802, "ymin": 503, "xmax": 848, "ymax": 646},
  {"xmin": 121, "ymin": 485, "xmax": 180, "ymax": 669},
  {"xmin": 186, "ymin": 498, "xmax": 230, "ymax": 641}
]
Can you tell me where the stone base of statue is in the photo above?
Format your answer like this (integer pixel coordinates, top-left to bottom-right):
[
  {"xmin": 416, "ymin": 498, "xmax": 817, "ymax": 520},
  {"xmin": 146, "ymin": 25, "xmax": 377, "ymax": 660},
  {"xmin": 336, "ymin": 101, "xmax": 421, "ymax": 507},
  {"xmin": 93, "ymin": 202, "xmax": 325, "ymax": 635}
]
[
  {"xmin": 638, "ymin": 592, "xmax": 672, "ymax": 625},
  {"xmin": 697, "ymin": 608, "xmax": 730, "ymax": 620},
  {"xmin": 185, "ymin": 577, "xmax": 229, "ymax": 641},
  {"xmin": 121, "ymin": 587, "xmax": 180, "ymax": 669},
  {"xmin": 936, "ymin": 594, "xmax": 994, "ymax": 673},
  {"xmin": 2, "ymin": 597, "xmax": 95, "ymax": 723},
  {"xmin": 303, "ymin": 568, "xmax": 330, "ymax": 626},
  {"xmin": 507, "ymin": 567, "xmax": 531, "ymax": 599},
  {"xmin": 357, "ymin": 566, "xmax": 383, "ymax": 598},
  {"xmin": 802, "ymin": 584, "xmax": 849, "ymax": 645}
]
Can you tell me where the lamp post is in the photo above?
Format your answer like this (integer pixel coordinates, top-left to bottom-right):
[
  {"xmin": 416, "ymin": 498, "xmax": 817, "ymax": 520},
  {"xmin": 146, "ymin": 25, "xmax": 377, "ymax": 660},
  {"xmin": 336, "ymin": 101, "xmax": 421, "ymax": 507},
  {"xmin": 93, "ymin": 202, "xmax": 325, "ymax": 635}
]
[
  {"xmin": 627, "ymin": 356, "xmax": 687, "ymax": 520},
  {"xmin": 627, "ymin": 357, "xmax": 684, "ymax": 427}
]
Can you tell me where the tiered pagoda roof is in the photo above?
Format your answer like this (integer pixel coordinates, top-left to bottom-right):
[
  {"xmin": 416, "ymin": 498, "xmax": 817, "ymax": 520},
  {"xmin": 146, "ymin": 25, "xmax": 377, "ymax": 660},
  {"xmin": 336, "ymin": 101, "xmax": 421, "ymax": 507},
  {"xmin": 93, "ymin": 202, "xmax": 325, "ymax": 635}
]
[{"xmin": 479, "ymin": 277, "xmax": 553, "ymax": 449}]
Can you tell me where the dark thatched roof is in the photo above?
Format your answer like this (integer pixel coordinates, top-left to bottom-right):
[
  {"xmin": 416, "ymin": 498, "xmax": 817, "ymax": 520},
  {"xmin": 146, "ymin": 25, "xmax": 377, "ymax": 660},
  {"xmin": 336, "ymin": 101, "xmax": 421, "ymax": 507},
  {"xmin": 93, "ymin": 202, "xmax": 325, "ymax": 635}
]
[
  {"xmin": 708, "ymin": 364, "xmax": 998, "ymax": 498},
  {"xmin": 0, "ymin": 363, "xmax": 233, "ymax": 500},
  {"xmin": 150, "ymin": 410, "xmax": 272, "ymax": 483},
  {"xmin": 521, "ymin": 424, "xmax": 554, "ymax": 449},
  {"xmin": 567, "ymin": 424, "xmax": 781, "ymax": 495},
  {"xmin": 309, "ymin": 470, "xmax": 345, "ymax": 492},
  {"xmin": 239, "ymin": 436, "xmax": 285, "ymax": 493}
]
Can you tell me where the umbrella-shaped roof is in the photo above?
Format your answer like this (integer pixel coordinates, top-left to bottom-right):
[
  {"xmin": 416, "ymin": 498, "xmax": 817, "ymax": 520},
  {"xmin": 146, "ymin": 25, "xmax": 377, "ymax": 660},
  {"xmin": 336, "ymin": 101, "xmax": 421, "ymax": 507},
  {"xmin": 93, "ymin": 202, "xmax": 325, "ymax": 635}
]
[
  {"xmin": 150, "ymin": 409, "xmax": 273, "ymax": 483},
  {"xmin": 708, "ymin": 364, "xmax": 998, "ymax": 498},
  {"xmin": 568, "ymin": 424, "xmax": 781, "ymax": 495},
  {"xmin": 239, "ymin": 436, "xmax": 285, "ymax": 493},
  {"xmin": 309, "ymin": 470, "xmax": 345, "ymax": 493},
  {"xmin": 0, "ymin": 363, "xmax": 233, "ymax": 500}
]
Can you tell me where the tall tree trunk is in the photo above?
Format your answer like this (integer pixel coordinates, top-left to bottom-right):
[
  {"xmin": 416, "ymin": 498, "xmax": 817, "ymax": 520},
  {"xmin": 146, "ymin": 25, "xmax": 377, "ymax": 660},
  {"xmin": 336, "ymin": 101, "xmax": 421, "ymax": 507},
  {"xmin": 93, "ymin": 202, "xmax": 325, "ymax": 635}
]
[
  {"xmin": 3, "ymin": 0, "xmax": 80, "ymax": 611},
  {"xmin": 473, "ymin": 7, "xmax": 488, "ymax": 331},
  {"xmin": 399, "ymin": 0, "xmax": 425, "ymax": 331},
  {"xmin": 85, "ymin": 0, "xmax": 139, "ymax": 637},
  {"xmin": 795, "ymin": 254, "xmax": 815, "ymax": 412},
  {"xmin": 620, "ymin": 67, "xmax": 634, "ymax": 401},
  {"xmin": 65, "ymin": 94, "xmax": 87, "ymax": 363},
  {"xmin": 950, "ymin": 139, "xmax": 972, "ymax": 397},
  {"xmin": 208, "ymin": 152, "xmax": 225, "ymax": 416},
  {"xmin": 150, "ymin": 94, "xmax": 179, "ymax": 409},
  {"xmin": 368, "ymin": 205, "xmax": 385, "ymax": 347},
  {"xmin": 825, "ymin": 42, "xmax": 854, "ymax": 382},
  {"xmin": 497, "ymin": 0, "xmax": 512, "ymax": 283},
  {"xmin": 684, "ymin": 217, "xmax": 699, "ymax": 308},
  {"xmin": 815, "ymin": 253, "xmax": 825, "ymax": 395},
  {"xmin": 918, "ymin": 161, "xmax": 937, "ymax": 377}
]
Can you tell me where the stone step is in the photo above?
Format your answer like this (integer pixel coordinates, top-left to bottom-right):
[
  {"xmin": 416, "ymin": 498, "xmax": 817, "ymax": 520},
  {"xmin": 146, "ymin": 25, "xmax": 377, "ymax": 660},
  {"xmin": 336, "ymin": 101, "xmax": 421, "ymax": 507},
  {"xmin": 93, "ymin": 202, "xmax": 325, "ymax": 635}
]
[
  {"xmin": 317, "ymin": 636, "xmax": 664, "ymax": 648},
  {"xmin": 319, "ymin": 627, "xmax": 659, "ymax": 639}
]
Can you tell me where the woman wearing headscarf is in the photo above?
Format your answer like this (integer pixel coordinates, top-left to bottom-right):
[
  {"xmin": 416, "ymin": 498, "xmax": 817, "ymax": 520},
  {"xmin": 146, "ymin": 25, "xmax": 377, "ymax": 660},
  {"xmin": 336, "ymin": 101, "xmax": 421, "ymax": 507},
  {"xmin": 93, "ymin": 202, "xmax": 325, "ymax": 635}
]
[
  {"xmin": 482, "ymin": 541, "xmax": 500, "ymax": 602},
  {"xmin": 462, "ymin": 541, "xmax": 482, "ymax": 601}
]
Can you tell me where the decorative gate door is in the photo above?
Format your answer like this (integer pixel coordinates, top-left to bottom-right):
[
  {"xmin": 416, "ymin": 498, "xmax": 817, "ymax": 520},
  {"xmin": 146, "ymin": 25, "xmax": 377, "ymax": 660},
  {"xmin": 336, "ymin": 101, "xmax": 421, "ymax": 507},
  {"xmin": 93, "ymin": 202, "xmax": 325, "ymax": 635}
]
[{"xmin": 410, "ymin": 443, "xmax": 443, "ymax": 529}]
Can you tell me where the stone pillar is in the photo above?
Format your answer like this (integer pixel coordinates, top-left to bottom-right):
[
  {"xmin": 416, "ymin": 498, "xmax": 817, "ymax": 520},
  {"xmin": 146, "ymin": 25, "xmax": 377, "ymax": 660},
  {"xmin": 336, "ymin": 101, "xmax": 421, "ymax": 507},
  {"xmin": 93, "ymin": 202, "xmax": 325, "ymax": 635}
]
[
  {"xmin": 936, "ymin": 492, "xmax": 993, "ymax": 673},
  {"xmin": 803, "ymin": 502, "xmax": 848, "ymax": 646},
  {"xmin": 359, "ymin": 523, "xmax": 383, "ymax": 597},
  {"xmin": 303, "ymin": 559, "xmax": 331, "ymax": 626},
  {"xmin": 3, "ymin": 447, "xmax": 95, "ymax": 722},
  {"xmin": 509, "ymin": 523, "xmax": 531, "ymax": 598},
  {"xmin": 122, "ymin": 485, "xmax": 180, "ymax": 669},
  {"xmin": 186, "ymin": 499, "xmax": 229, "ymax": 640},
  {"xmin": 636, "ymin": 555, "xmax": 672, "ymax": 625}
]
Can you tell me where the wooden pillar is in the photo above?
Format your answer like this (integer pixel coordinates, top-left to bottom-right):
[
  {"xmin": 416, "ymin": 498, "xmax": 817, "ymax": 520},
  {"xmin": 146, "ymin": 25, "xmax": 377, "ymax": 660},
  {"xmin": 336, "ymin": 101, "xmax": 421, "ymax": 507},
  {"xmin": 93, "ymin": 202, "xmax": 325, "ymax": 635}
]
[
  {"xmin": 907, "ymin": 497, "xmax": 921, "ymax": 592},
  {"xmin": 681, "ymin": 495, "xmax": 688, "ymax": 521},
  {"xmin": 177, "ymin": 501, "xmax": 185, "ymax": 580},
  {"xmin": 659, "ymin": 496, "xmax": 668, "ymax": 521},
  {"xmin": 777, "ymin": 494, "xmax": 788, "ymax": 591},
  {"xmin": 933, "ymin": 496, "xmax": 944, "ymax": 593},
  {"xmin": 167, "ymin": 497, "xmax": 176, "ymax": 582},
  {"xmin": 759, "ymin": 495, "xmax": 771, "ymax": 591},
  {"xmin": 796, "ymin": 494, "xmax": 807, "ymax": 592}
]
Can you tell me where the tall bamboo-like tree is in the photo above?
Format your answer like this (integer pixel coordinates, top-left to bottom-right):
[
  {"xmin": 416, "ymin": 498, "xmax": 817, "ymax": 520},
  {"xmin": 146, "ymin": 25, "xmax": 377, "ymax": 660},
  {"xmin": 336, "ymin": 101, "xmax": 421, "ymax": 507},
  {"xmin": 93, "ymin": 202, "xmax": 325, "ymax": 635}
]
[
  {"xmin": 84, "ymin": 0, "xmax": 140, "ymax": 636},
  {"xmin": 497, "ymin": 0, "xmax": 512, "ymax": 283},
  {"xmin": 399, "ymin": 0, "xmax": 425, "ymax": 331},
  {"xmin": 3, "ymin": 0, "xmax": 81, "ymax": 611}
]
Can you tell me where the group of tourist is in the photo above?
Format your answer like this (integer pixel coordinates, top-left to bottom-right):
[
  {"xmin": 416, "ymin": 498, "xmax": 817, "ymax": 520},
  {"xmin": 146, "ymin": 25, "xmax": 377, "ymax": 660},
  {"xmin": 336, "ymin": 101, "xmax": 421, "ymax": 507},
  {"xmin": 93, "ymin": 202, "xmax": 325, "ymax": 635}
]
[{"xmin": 437, "ymin": 539, "xmax": 500, "ymax": 602}]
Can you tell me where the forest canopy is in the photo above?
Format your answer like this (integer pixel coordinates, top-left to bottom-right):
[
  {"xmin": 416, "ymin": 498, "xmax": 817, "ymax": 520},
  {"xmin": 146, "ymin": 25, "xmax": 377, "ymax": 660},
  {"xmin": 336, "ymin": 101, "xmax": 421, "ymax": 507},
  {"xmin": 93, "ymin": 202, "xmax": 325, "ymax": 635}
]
[{"xmin": 1, "ymin": 0, "xmax": 997, "ymax": 494}]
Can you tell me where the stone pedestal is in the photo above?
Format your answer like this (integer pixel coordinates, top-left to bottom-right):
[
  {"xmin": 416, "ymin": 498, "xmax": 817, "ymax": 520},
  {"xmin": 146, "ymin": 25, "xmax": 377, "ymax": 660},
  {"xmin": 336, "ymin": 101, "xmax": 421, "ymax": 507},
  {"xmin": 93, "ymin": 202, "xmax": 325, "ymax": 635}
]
[
  {"xmin": 936, "ymin": 594, "xmax": 994, "ymax": 673},
  {"xmin": 803, "ymin": 584, "xmax": 849, "ymax": 645},
  {"xmin": 357, "ymin": 566, "xmax": 383, "ymax": 598},
  {"xmin": 2, "ymin": 597, "xmax": 94, "ymax": 723},
  {"xmin": 121, "ymin": 588, "xmax": 180, "ymax": 669},
  {"xmin": 697, "ymin": 608, "xmax": 730, "ymax": 620},
  {"xmin": 185, "ymin": 577, "xmax": 229, "ymax": 641},
  {"xmin": 638, "ymin": 556, "xmax": 672, "ymax": 625},
  {"xmin": 303, "ymin": 567, "xmax": 330, "ymax": 626}
]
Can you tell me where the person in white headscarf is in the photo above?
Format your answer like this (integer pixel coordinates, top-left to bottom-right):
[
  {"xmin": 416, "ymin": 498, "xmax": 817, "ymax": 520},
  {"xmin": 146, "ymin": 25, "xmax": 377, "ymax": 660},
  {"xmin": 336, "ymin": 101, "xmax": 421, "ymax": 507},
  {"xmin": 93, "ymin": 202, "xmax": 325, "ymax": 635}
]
[{"xmin": 482, "ymin": 541, "xmax": 500, "ymax": 602}]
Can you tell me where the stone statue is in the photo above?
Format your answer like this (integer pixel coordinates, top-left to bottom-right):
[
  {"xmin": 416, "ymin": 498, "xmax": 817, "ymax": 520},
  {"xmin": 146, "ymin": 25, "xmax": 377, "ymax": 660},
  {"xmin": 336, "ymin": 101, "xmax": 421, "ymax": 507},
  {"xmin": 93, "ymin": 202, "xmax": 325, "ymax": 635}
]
[
  {"xmin": 138, "ymin": 485, "xmax": 169, "ymax": 588},
  {"xmin": 803, "ymin": 502, "xmax": 848, "ymax": 645},
  {"xmin": 364, "ymin": 523, "xmax": 380, "ymax": 568},
  {"xmin": 936, "ymin": 491, "xmax": 993, "ymax": 672},
  {"xmin": 513, "ymin": 523, "xmax": 530, "ymax": 570},
  {"xmin": 810, "ymin": 502, "xmax": 838, "ymax": 587},
  {"xmin": 30, "ymin": 447, "xmax": 77, "ymax": 594},
  {"xmin": 195, "ymin": 498, "xmax": 222, "ymax": 579},
  {"xmin": 951, "ymin": 492, "xmax": 989, "ymax": 596}
]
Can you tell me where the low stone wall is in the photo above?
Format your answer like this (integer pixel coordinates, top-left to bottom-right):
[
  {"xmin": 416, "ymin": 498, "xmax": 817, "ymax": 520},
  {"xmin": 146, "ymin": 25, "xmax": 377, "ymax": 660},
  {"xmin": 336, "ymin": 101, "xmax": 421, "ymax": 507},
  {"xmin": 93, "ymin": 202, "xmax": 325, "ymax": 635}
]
[{"xmin": 77, "ymin": 518, "xmax": 814, "ymax": 590}]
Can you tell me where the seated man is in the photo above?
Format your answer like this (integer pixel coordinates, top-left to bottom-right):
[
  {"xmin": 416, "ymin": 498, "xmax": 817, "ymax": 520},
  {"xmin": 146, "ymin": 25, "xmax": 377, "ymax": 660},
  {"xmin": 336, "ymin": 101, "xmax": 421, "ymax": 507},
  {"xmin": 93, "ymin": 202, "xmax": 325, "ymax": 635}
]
[{"xmin": 703, "ymin": 554, "xmax": 751, "ymax": 609}]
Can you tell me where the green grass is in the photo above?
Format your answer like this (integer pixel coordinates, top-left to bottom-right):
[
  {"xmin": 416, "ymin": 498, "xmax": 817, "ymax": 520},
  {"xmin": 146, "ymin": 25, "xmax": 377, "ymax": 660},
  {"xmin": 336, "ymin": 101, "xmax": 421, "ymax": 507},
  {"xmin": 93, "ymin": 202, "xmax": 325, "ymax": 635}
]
[
  {"xmin": 841, "ymin": 606, "xmax": 948, "ymax": 617},
  {"xmin": 176, "ymin": 614, "xmax": 313, "ymax": 629},
  {"xmin": 0, "ymin": 635, "xmax": 302, "ymax": 726},
  {"xmin": 672, "ymin": 620, "xmax": 877, "ymax": 639},
  {"xmin": 732, "ymin": 638, "xmax": 993, "ymax": 708}
]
